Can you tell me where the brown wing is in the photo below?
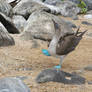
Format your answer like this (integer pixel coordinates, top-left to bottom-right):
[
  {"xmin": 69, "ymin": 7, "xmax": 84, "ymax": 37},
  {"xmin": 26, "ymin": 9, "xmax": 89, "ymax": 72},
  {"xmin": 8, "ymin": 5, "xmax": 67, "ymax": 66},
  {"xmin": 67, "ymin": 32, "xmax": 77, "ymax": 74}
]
[{"xmin": 56, "ymin": 30, "xmax": 87, "ymax": 55}]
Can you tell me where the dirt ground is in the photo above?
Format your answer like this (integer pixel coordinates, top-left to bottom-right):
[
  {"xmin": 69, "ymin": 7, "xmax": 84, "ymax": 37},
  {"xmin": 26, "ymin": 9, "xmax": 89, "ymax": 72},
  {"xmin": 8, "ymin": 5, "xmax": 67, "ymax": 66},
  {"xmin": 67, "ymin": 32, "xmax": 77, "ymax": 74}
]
[{"xmin": 0, "ymin": 15, "xmax": 92, "ymax": 92}]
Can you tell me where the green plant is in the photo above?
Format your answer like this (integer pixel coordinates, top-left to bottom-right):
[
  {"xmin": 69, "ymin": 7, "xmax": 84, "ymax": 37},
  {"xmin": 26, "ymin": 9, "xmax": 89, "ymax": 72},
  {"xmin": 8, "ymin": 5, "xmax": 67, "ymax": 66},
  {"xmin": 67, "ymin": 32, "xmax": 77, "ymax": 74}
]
[{"xmin": 77, "ymin": 0, "xmax": 87, "ymax": 14}]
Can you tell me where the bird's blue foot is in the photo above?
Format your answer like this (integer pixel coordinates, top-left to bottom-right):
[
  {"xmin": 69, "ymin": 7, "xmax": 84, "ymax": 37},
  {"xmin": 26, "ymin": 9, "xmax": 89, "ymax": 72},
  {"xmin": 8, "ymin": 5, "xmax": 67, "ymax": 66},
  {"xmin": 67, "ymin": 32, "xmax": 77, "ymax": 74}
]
[
  {"xmin": 42, "ymin": 49, "xmax": 51, "ymax": 56},
  {"xmin": 54, "ymin": 65, "xmax": 61, "ymax": 69}
]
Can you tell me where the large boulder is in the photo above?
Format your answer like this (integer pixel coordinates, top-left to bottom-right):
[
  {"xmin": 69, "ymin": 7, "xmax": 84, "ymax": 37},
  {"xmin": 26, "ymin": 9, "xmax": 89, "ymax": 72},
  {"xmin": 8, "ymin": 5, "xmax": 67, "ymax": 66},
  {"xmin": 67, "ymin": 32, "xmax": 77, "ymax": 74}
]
[
  {"xmin": 13, "ymin": 0, "xmax": 49, "ymax": 19},
  {"xmin": 44, "ymin": 0, "xmax": 80, "ymax": 17},
  {"xmin": 0, "ymin": 22, "xmax": 15, "ymax": 46},
  {"xmin": 0, "ymin": 0, "xmax": 13, "ymax": 17},
  {"xmin": 0, "ymin": 12, "xmax": 19, "ymax": 34},
  {"xmin": 12, "ymin": 15, "xmax": 27, "ymax": 32},
  {"xmin": 20, "ymin": 11, "xmax": 75, "ymax": 41},
  {"xmin": 0, "ymin": 77, "xmax": 30, "ymax": 92}
]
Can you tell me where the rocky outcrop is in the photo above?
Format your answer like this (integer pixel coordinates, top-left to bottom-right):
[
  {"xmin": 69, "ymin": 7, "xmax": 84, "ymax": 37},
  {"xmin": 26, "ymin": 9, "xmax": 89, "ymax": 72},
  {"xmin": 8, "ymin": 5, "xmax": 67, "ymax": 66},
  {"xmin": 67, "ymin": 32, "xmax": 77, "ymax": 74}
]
[{"xmin": 20, "ymin": 11, "xmax": 75, "ymax": 41}]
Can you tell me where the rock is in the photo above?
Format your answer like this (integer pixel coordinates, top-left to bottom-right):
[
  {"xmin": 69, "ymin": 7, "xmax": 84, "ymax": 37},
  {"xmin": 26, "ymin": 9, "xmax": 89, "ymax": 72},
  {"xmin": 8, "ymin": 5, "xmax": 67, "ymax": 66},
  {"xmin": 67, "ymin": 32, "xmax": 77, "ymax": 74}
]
[
  {"xmin": 88, "ymin": 81, "xmax": 92, "ymax": 85},
  {"xmin": 36, "ymin": 68, "xmax": 85, "ymax": 84},
  {"xmin": 13, "ymin": 0, "xmax": 80, "ymax": 18},
  {"xmin": 84, "ymin": 14, "xmax": 92, "ymax": 19},
  {"xmin": 20, "ymin": 11, "xmax": 74, "ymax": 41},
  {"xmin": 44, "ymin": 0, "xmax": 62, "ymax": 5},
  {"xmin": 0, "ymin": 12, "xmax": 19, "ymax": 34},
  {"xmin": 68, "ymin": 0, "xmax": 92, "ymax": 10},
  {"xmin": 84, "ymin": 65, "xmax": 92, "ymax": 71},
  {"xmin": 13, "ymin": 0, "xmax": 50, "ymax": 19},
  {"xmin": 0, "ymin": 0, "xmax": 13, "ymax": 17},
  {"xmin": 87, "ymin": 33, "xmax": 92, "ymax": 37},
  {"xmin": 0, "ymin": 22, "xmax": 15, "ymax": 46},
  {"xmin": 45, "ymin": 0, "xmax": 80, "ymax": 17},
  {"xmin": 81, "ymin": 21, "xmax": 92, "ymax": 26},
  {"xmin": 72, "ymin": 15, "xmax": 79, "ymax": 20},
  {"xmin": 64, "ymin": 20, "xmax": 77, "ymax": 28},
  {"xmin": 0, "ymin": 77, "xmax": 30, "ymax": 92},
  {"xmin": 12, "ymin": 15, "xmax": 27, "ymax": 32}
]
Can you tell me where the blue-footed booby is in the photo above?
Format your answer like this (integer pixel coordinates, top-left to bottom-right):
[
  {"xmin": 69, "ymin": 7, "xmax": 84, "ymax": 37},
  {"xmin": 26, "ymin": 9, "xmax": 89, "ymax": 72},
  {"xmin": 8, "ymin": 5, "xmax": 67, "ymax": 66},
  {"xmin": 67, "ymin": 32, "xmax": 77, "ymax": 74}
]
[{"xmin": 42, "ymin": 20, "xmax": 87, "ymax": 69}]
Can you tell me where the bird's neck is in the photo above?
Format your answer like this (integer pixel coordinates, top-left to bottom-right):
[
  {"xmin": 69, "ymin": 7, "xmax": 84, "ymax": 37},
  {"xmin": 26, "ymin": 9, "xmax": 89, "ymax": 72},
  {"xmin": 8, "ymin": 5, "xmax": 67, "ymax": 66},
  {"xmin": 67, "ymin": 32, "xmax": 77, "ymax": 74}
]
[{"xmin": 48, "ymin": 36, "xmax": 59, "ymax": 55}]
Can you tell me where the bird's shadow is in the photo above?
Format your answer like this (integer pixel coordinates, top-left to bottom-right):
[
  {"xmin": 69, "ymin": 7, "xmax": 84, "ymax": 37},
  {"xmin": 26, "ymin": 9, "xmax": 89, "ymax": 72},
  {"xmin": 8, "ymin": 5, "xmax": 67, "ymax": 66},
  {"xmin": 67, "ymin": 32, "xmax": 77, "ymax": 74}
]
[{"xmin": 36, "ymin": 68, "xmax": 85, "ymax": 85}]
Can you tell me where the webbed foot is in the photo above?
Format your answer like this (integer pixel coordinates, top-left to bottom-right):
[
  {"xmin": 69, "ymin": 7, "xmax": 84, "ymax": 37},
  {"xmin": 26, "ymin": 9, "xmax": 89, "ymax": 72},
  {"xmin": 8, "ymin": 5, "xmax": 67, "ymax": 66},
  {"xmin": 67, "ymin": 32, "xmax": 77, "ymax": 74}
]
[{"xmin": 54, "ymin": 65, "xmax": 61, "ymax": 69}]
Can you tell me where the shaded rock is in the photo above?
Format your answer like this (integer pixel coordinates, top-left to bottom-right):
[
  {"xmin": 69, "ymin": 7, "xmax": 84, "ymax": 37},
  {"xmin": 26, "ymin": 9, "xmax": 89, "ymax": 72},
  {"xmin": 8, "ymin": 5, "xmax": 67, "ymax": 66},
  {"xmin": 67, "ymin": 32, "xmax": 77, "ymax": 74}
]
[
  {"xmin": 12, "ymin": 15, "xmax": 27, "ymax": 32},
  {"xmin": 0, "ymin": 12, "xmax": 19, "ymax": 34},
  {"xmin": 84, "ymin": 65, "xmax": 92, "ymax": 71},
  {"xmin": 45, "ymin": 0, "xmax": 80, "ymax": 17},
  {"xmin": 13, "ymin": 0, "xmax": 50, "ymax": 19},
  {"xmin": 0, "ymin": 22, "xmax": 15, "ymax": 46},
  {"xmin": 0, "ymin": 77, "xmax": 30, "ymax": 92},
  {"xmin": 64, "ymin": 20, "xmax": 77, "ymax": 28},
  {"xmin": 7, "ymin": 0, "xmax": 21, "ymax": 8},
  {"xmin": 20, "ymin": 11, "xmax": 74, "ymax": 41},
  {"xmin": 88, "ymin": 81, "xmax": 92, "ymax": 85},
  {"xmin": 0, "ymin": 0, "xmax": 13, "ymax": 17},
  {"xmin": 81, "ymin": 21, "xmax": 92, "ymax": 26},
  {"xmin": 36, "ymin": 68, "xmax": 85, "ymax": 84}
]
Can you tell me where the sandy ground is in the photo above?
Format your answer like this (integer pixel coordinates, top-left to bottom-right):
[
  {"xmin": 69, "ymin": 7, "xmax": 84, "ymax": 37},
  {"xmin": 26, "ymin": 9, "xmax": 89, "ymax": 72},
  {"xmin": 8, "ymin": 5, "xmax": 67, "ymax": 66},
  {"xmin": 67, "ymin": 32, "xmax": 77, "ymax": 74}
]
[{"xmin": 0, "ymin": 15, "xmax": 92, "ymax": 92}]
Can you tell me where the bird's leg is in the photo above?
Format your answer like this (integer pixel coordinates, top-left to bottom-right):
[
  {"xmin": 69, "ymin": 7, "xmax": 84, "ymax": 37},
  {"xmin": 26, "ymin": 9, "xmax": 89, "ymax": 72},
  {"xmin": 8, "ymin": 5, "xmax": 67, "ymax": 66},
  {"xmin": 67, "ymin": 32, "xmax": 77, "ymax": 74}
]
[{"xmin": 54, "ymin": 55, "xmax": 66, "ymax": 69}]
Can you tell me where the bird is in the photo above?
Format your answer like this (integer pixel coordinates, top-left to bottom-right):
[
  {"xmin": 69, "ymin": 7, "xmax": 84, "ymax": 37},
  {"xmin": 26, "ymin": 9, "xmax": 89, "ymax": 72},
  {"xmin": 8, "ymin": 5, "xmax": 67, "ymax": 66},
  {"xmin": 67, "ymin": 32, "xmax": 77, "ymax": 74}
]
[{"xmin": 42, "ymin": 19, "xmax": 87, "ymax": 69}]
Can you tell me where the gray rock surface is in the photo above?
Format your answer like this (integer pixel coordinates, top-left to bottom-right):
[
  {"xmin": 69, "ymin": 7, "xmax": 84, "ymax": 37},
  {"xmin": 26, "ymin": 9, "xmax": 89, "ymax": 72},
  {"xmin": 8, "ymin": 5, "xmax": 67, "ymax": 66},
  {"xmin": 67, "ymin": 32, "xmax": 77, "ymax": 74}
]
[
  {"xmin": 36, "ymin": 68, "xmax": 85, "ymax": 84},
  {"xmin": 13, "ymin": 0, "xmax": 80, "ymax": 18},
  {"xmin": 81, "ymin": 21, "xmax": 92, "ymax": 26},
  {"xmin": 84, "ymin": 65, "xmax": 92, "ymax": 71},
  {"xmin": 0, "ymin": 0, "xmax": 13, "ymax": 17},
  {"xmin": 0, "ymin": 22, "xmax": 15, "ymax": 46},
  {"xmin": 44, "ymin": 0, "xmax": 63, "ymax": 5},
  {"xmin": 13, "ymin": 0, "xmax": 49, "ymax": 19},
  {"xmin": 0, "ymin": 12, "xmax": 19, "ymax": 34},
  {"xmin": 20, "ymin": 11, "xmax": 74, "ymax": 41},
  {"xmin": 12, "ymin": 15, "xmax": 27, "ymax": 32},
  {"xmin": 0, "ymin": 77, "xmax": 30, "ymax": 92}
]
